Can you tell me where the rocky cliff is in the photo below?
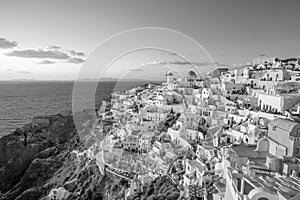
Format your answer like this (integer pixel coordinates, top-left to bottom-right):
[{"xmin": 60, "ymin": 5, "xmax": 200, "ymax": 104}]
[
  {"xmin": 0, "ymin": 111, "xmax": 107, "ymax": 200},
  {"xmin": 0, "ymin": 111, "xmax": 180, "ymax": 200}
]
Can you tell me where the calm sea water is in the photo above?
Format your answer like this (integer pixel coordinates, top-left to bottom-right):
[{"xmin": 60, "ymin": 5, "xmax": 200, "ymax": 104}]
[{"xmin": 0, "ymin": 81, "xmax": 152, "ymax": 137}]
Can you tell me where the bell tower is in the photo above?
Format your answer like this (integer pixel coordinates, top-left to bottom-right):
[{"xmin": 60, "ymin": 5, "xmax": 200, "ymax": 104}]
[{"xmin": 166, "ymin": 72, "xmax": 173, "ymax": 83}]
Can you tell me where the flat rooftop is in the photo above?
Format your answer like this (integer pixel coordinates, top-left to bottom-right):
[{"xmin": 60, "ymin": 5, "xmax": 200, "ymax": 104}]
[
  {"xmin": 228, "ymin": 167, "xmax": 300, "ymax": 199},
  {"xmin": 230, "ymin": 143, "xmax": 270, "ymax": 158}
]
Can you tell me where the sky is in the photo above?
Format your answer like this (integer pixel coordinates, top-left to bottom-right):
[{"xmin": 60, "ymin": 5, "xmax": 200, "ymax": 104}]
[{"xmin": 0, "ymin": 0, "xmax": 300, "ymax": 80}]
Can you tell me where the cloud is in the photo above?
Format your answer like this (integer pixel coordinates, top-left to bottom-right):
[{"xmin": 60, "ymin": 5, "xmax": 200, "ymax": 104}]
[
  {"xmin": 16, "ymin": 70, "xmax": 32, "ymax": 74},
  {"xmin": 47, "ymin": 45, "xmax": 61, "ymax": 50},
  {"xmin": 5, "ymin": 69, "xmax": 33, "ymax": 74},
  {"xmin": 69, "ymin": 50, "xmax": 85, "ymax": 57},
  {"xmin": 37, "ymin": 60, "xmax": 55, "ymax": 64},
  {"xmin": 156, "ymin": 60, "xmax": 228, "ymax": 67},
  {"xmin": 215, "ymin": 62, "xmax": 229, "ymax": 67},
  {"xmin": 168, "ymin": 52, "xmax": 179, "ymax": 56},
  {"xmin": 66, "ymin": 57, "xmax": 84, "ymax": 64},
  {"xmin": 128, "ymin": 69, "xmax": 144, "ymax": 72},
  {"xmin": 160, "ymin": 52, "xmax": 179, "ymax": 56},
  {"xmin": 2, "ymin": 37, "xmax": 86, "ymax": 65},
  {"xmin": 0, "ymin": 38, "xmax": 18, "ymax": 49},
  {"xmin": 157, "ymin": 60, "xmax": 209, "ymax": 66},
  {"xmin": 6, "ymin": 48, "xmax": 70, "ymax": 59}
]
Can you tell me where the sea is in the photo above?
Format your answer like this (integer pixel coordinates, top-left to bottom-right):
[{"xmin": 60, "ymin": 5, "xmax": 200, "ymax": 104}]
[{"xmin": 0, "ymin": 80, "xmax": 154, "ymax": 138}]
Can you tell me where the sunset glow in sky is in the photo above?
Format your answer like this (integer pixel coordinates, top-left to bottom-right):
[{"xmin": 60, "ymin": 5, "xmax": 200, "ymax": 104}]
[{"xmin": 1, "ymin": 0, "xmax": 300, "ymax": 80}]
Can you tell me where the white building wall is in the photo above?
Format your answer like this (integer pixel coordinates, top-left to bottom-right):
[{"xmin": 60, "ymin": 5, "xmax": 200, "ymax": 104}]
[{"xmin": 258, "ymin": 94, "xmax": 283, "ymax": 112}]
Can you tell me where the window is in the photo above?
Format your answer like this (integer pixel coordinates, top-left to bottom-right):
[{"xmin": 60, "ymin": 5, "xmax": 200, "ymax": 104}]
[{"xmin": 295, "ymin": 148, "xmax": 300, "ymax": 155}]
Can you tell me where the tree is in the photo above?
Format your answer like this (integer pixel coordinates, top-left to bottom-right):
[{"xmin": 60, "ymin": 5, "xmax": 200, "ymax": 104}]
[
  {"xmin": 24, "ymin": 132, "xmax": 27, "ymax": 146},
  {"xmin": 159, "ymin": 149, "xmax": 166, "ymax": 157},
  {"xmin": 170, "ymin": 108, "xmax": 174, "ymax": 115}
]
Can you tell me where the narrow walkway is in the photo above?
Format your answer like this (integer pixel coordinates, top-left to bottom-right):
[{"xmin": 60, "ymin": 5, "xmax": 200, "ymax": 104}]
[{"xmin": 105, "ymin": 164, "xmax": 134, "ymax": 180}]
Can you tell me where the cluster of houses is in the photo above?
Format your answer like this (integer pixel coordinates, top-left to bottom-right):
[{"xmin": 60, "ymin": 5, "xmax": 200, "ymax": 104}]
[
  {"xmin": 49, "ymin": 55, "xmax": 300, "ymax": 200},
  {"xmin": 100, "ymin": 55, "xmax": 300, "ymax": 200}
]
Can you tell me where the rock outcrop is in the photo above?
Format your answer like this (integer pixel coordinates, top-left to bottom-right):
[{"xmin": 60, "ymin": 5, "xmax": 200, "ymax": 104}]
[
  {"xmin": 0, "ymin": 111, "xmax": 105, "ymax": 200},
  {"xmin": 0, "ymin": 111, "xmax": 179, "ymax": 200}
]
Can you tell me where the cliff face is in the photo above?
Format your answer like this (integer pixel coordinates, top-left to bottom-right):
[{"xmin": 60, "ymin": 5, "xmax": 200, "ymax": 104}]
[
  {"xmin": 0, "ymin": 111, "xmax": 107, "ymax": 200},
  {"xmin": 0, "ymin": 111, "xmax": 180, "ymax": 200},
  {"xmin": 0, "ymin": 114, "xmax": 73, "ymax": 192}
]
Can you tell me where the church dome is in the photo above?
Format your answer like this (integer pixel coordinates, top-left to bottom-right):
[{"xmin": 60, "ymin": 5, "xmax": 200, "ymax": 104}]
[{"xmin": 188, "ymin": 70, "xmax": 197, "ymax": 77}]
